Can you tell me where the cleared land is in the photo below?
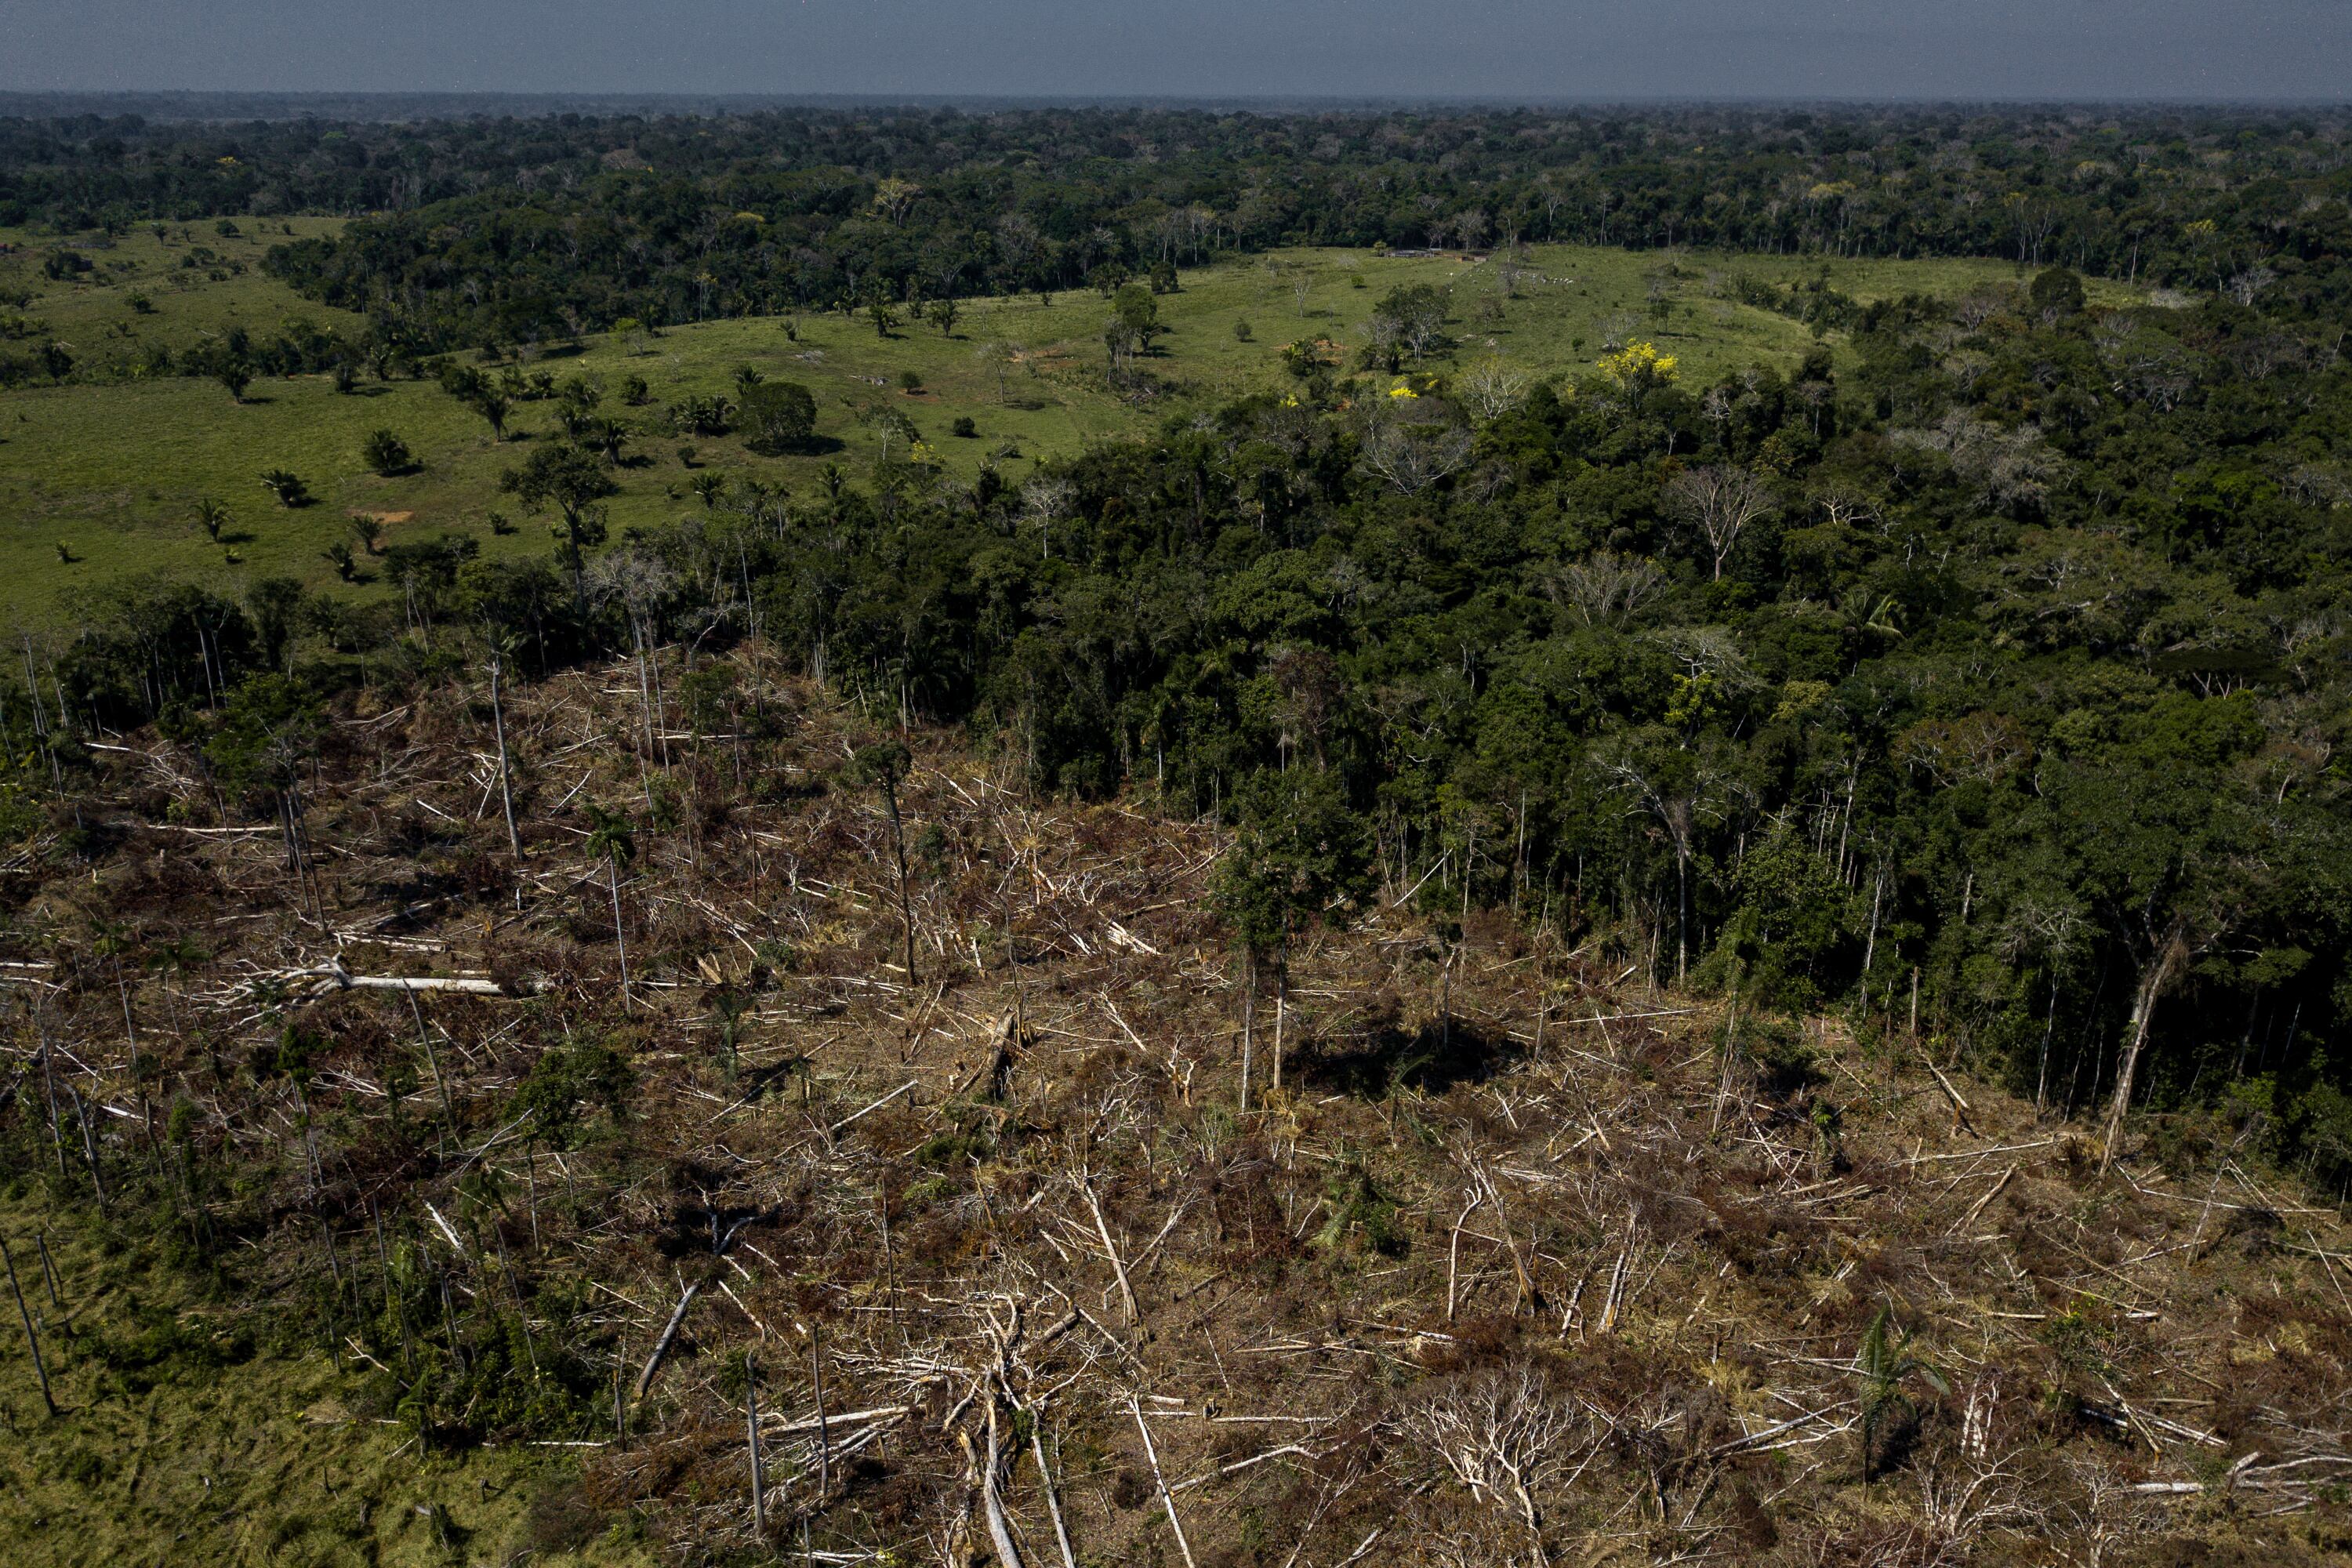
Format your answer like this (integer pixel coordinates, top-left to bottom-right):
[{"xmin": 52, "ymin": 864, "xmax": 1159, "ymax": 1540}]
[
  {"xmin": 2, "ymin": 659, "xmax": 2344, "ymax": 1566},
  {"xmin": 0, "ymin": 225, "xmax": 2137, "ymax": 625}
]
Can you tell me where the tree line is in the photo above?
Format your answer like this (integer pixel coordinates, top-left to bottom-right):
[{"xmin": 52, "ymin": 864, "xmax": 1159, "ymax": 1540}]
[{"xmin": 9, "ymin": 102, "xmax": 2348, "ymax": 353}]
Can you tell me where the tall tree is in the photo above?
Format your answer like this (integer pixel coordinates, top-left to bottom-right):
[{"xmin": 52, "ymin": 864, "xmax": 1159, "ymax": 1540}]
[
  {"xmin": 584, "ymin": 804, "xmax": 638, "ymax": 1006},
  {"xmin": 1212, "ymin": 768, "xmax": 1372, "ymax": 1109},
  {"xmin": 501, "ymin": 443, "xmax": 617, "ymax": 609},
  {"xmin": 848, "ymin": 742, "xmax": 919, "ymax": 987},
  {"xmin": 1661, "ymin": 465, "xmax": 1775, "ymax": 582}
]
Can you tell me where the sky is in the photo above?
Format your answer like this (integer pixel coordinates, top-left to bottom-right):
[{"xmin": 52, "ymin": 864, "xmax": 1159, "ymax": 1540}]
[{"xmin": 0, "ymin": 0, "xmax": 2345, "ymax": 102}]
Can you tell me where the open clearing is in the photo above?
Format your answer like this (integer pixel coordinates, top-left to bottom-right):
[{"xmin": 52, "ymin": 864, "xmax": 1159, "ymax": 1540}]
[
  {"xmin": 0, "ymin": 225, "xmax": 2135, "ymax": 626},
  {"xmin": 3, "ymin": 660, "xmax": 2343, "ymax": 1566}
]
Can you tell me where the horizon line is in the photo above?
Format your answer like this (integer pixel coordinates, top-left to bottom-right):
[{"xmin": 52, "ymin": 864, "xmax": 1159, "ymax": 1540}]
[{"xmin": 4, "ymin": 89, "xmax": 2347, "ymax": 123}]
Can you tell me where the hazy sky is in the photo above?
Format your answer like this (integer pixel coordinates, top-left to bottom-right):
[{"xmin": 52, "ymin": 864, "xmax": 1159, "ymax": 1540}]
[{"xmin": 1, "ymin": 0, "xmax": 2344, "ymax": 101}]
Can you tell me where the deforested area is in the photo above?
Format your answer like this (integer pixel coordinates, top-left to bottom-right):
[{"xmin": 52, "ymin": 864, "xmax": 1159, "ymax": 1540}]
[{"xmin": 3, "ymin": 655, "xmax": 2351, "ymax": 1567}]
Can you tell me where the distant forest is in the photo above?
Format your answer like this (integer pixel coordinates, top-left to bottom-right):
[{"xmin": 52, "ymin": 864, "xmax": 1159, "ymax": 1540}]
[
  {"xmin": 5, "ymin": 103, "xmax": 2352, "ymax": 1179},
  {"xmin": 4, "ymin": 103, "xmax": 2348, "ymax": 345}
]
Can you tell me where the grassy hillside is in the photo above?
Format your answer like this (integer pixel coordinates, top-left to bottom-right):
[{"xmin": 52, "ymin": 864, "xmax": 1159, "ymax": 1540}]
[
  {"xmin": 0, "ymin": 226, "xmax": 2134, "ymax": 626},
  {"xmin": 0, "ymin": 216, "xmax": 362, "ymax": 370}
]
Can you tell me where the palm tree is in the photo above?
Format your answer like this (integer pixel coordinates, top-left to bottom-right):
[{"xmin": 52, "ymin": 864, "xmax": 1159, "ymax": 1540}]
[
  {"xmin": 194, "ymin": 498, "xmax": 230, "ymax": 543},
  {"xmin": 1856, "ymin": 1304, "xmax": 1949, "ymax": 1479},
  {"xmin": 260, "ymin": 469, "xmax": 310, "ymax": 508},
  {"xmin": 709, "ymin": 988, "xmax": 750, "ymax": 1083},
  {"xmin": 584, "ymin": 804, "xmax": 637, "ymax": 1006},
  {"xmin": 468, "ymin": 387, "xmax": 512, "ymax": 441}
]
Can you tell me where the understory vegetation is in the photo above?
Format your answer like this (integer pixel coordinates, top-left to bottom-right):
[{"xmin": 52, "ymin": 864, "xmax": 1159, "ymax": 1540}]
[{"xmin": 1, "ymin": 100, "xmax": 2350, "ymax": 1566}]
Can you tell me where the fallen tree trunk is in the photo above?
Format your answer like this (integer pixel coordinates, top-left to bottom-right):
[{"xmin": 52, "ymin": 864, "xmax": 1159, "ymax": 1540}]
[
  {"xmin": 635, "ymin": 1214, "xmax": 763, "ymax": 1401},
  {"xmin": 245, "ymin": 958, "xmax": 548, "ymax": 1001},
  {"xmin": 635, "ymin": 1276, "xmax": 708, "ymax": 1400}
]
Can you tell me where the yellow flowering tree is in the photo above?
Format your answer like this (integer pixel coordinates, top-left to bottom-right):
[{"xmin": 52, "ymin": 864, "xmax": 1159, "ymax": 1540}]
[{"xmin": 1599, "ymin": 341, "xmax": 1678, "ymax": 399}]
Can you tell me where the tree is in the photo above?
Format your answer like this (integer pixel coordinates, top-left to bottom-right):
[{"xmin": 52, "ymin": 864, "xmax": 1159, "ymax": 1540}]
[
  {"xmin": 1020, "ymin": 477, "xmax": 1074, "ymax": 558},
  {"xmin": 259, "ymin": 469, "xmax": 310, "ymax": 508},
  {"xmin": 248, "ymin": 576, "xmax": 305, "ymax": 672},
  {"xmin": 196, "ymin": 342, "xmax": 252, "ymax": 402},
  {"xmin": 848, "ymin": 742, "xmax": 919, "ymax": 986},
  {"xmin": 1547, "ymin": 551, "xmax": 1663, "ymax": 628},
  {"xmin": 1457, "ymin": 357, "xmax": 1531, "ymax": 421},
  {"xmin": 584, "ymin": 804, "xmax": 637, "ymax": 1005},
  {"xmin": 439, "ymin": 362, "xmax": 512, "ymax": 439},
  {"xmin": 1373, "ymin": 283, "xmax": 1450, "ymax": 361},
  {"xmin": 144, "ymin": 934, "xmax": 208, "ymax": 1035},
  {"xmin": 1596, "ymin": 340, "xmax": 1677, "ymax": 401},
  {"xmin": 708, "ymin": 988, "xmax": 751, "ymax": 1083},
  {"xmin": 925, "ymin": 297, "xmax": 960, "ymax": 337},
  {"xmin": 1212, "ymin": 768, "xmax": 1372, "ymax": 1109},
  {"xmin": 1661, "ymin": 464, "xmax": 1774, "ymax": 581},
  {"xmin": 858, "ymin": 403, "xmax": 920, "ymax": 465},
  {"xmin": 1359, "ymin": 410, "xmax": 1474, "ymax": 496},
  {"xmin": 579, "ymin": 416, "xmax": 631, "ymax": 465},
  {"xmin": 2038, "ymin": 746, "xmax": 2287, "ymax": 1167},
  {"xmin": 1855, "ymin": 1305, "xmax": 1947, "ymax": 1479},
  {"xmin": 501, "ymin": 443, "xmax": 617, "ymax": 608},
  {"xmin": 510, "ymin": 1034, "xmax": 634, "ymax": 1149},
  {"xmin": 2029, "ymin": 263, "xmax": 2086, "ymax": 320},
  {"xmin": 666, "ymin": 394, "xmax": 732, "ymax": 437},
  {"xmin": 1407, "ymin": 1370, "xmax": 1588, "ymax": 1567},
  {"xmin": 1103, "ymin": 320, "xmax": 1137, "ymax": 371},
  {"xmin": 1601, "ymin": 734, "xmax": 1730, "ymax": 985},
  {"xmin": 480, "ymin": 632, "xmax": 523, "ymax": 857},
  {"xmin": 361, "ymin": 428, "xmax": 414, "ymax": 477},
  {"xmin": 588, "ymin": 548, "xmax": 679, "ymax": 811},
  {"xmin": 204, "ymin": 673, "xmax": 326, "ymax": 916},
  {"xmin": 194, "ymin": 498, "xmax": 230, "ymax": 543},
  {"xmin": 1112, "ymin": 282, "xmax": 1163, "ymax": 354},
  {"xmin": 871, "ymin": 176, "xmax": 921, "ymax": 226},
  {"xmin": 86, "ymin": 916, "xmax": 140, "ymax": 1074},
  {"xmin": 740, "ymin": 379, "xmax": 818, "ymax": 454},
  {"xmin": 557, "ymin": 374, "xmax": 604, "ymax": 434},
  {"xmin": 975, "ymin": 339, "xmax": 1017, "ymax": 402}
]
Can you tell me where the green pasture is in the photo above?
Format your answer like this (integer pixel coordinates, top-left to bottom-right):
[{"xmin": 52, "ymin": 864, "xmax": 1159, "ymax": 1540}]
[
  {"xmin": 0, "ymin": 222, "xmax": 2133, "ymax": 626},
  {"xmin": 0, "ymin": 216, "xmax": 362, "ymax": 370}
]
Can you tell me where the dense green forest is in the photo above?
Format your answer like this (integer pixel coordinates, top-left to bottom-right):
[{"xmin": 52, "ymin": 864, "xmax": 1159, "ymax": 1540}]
[
  {"xmin": 5, "ymin": 102, "xmax": 2349, "ymax": 357},
  {"xmin": 5, "ymin": 101, "xmax": 2351, "ymax": 1173}
]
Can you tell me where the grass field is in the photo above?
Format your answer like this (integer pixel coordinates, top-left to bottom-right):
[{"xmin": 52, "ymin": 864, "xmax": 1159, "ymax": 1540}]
[
  {"xmin": 0, "ymin": 223, "xmax": 2136, "ymax": 626},
  {"xmin": 0, "ymin": 1192, "xmax": 652, "ymax": 1568}
]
